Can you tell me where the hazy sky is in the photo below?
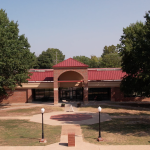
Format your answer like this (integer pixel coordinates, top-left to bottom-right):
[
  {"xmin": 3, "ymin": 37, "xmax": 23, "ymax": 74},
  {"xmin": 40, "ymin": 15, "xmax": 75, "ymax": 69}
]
[{"xmin": 1, "ymin": 0, "xmax": 150, "ymax": 59}]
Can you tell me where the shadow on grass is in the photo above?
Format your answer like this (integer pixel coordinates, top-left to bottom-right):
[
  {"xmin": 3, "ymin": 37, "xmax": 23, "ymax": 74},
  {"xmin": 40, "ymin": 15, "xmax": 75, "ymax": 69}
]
[
  {"xmin": 79, "ymin": 103, "xmax": 150, "ymax": 116},
  {"xmin": 81, "ymin": 104, "xmax": 149, "ymax": 111},
  {"xmin": 82, "ymin": 118, "xmax": 150, "ymax": 137},
  {"xmin": 118, "ymin": 103, "xmax": 150, "ymax": 108},
  {"xmin": 106, "ymin": 112, "xmax": 150, "ymax": 116}
]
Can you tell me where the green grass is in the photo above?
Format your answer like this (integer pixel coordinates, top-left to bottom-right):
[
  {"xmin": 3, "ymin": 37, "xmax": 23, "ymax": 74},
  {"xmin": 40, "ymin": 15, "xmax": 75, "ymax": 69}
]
[
  {"xmin": 0, "ymin": 119, "xmax": 61, "ymax": 146},
  {"xmin": 79, "ymin": 105, "xmax": 150, "ymax": 116},
  {"xmin": 81, "ymin": 118, "xmax": 150, "ymax": 145},
  {"xmin": 0, "ymin": 106, "xmax": 63, "ymax": 116}
]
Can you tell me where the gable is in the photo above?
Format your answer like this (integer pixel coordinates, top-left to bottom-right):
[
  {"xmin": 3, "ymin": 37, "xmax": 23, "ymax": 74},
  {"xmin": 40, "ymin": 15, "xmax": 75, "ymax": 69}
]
[{"xmin": 53, "ymin": 58, "xmax": 89, "ymax": 68}]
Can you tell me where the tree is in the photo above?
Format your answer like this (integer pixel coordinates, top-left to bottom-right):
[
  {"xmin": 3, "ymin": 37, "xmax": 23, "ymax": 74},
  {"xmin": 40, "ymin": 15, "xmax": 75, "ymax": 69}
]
[
  {"xmin": 89, "ymin": 55, "xmax": 101, "ymax": 68},
  {"xmin": 37, "ymin": 48, "xmax": 65, "ymax": 69},
  {"xmin": 48, "ymin": 48, "xmax": 65, "ymax": 65},
  {"xmin": 73, "ymin": 56, "xmax": 90, "ymax": 66},
  {"xmin": 101, "ymin": 45, "xmax": 121, "ymax": 68},
  {"xmin": 37, "ymin": 50, "xmax": 53, "ymax": 69},
  {"xmin": 101, "ymin": 45, "xmax": 118, "ymax": 58},
  {"xmin": 0, "ymin": 9, "xmax": 35, "ymax": 95},
  {"xmin": 101, "ymin": 53, "xmax": 121, "ymax": 68},
  {"xmin": 119, "ymin": 11, "xmax": 150, "ymax": 96},
  {"xmin": 32, "ymin": 54, "xmax": 39, "ymax": 69}
]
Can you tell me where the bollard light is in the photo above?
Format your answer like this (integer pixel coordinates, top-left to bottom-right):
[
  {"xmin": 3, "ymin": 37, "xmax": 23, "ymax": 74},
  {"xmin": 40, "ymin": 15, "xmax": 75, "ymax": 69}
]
[{"xmin": 97, "ymin": 106, "xmax": 103, "ymax": 141}]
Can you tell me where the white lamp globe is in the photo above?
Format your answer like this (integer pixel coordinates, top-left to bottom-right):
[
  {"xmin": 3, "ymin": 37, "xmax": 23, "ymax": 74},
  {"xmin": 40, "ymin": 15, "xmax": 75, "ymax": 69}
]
[
  {"xmin": 98, "ymin": 106, "xmax": 102, "ymax": 112},
  {"xmin": 41, "ymin": 108, "xmax": 45, "ymax": 113}
]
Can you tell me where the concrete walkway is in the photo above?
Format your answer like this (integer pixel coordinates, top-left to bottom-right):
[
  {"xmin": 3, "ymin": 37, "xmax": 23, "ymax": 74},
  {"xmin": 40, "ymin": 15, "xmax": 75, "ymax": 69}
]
[{"xmin": 0, "ymin": 103, "xmax": 150, "ymax": 149}]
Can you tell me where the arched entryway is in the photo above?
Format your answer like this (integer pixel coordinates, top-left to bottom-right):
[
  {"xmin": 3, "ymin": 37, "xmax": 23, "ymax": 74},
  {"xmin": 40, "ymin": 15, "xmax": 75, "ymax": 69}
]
[{"xmin": 58, "ymin": 71, "xmax": 84, "ymax": 101}]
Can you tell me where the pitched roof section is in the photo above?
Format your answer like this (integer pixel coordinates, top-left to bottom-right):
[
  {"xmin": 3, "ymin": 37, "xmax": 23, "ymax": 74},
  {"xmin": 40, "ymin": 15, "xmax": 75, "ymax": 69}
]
[
  {"xmin": 27, "ymin": 68, "xmax": 127, "ymax": 82},
  {"xmin": 53, "ymin": 58, "xmax": 89, "ymax": 68},
  {"xmin": 28, "ymin": 70, "xmax": 53, "ymax": 82},
  {"xmin": 88, "ymin": 68, "xmax": 126, "ymax": 81}
]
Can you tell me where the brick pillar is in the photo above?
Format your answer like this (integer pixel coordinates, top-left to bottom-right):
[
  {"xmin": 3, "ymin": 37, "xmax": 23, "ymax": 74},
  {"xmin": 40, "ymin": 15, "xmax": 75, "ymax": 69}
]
[
  {"xmin": 111, "ymin": 88, "xmax": 116, "ymax": 101},
  {"xmin": 83, "ymin": 81, "xmax": 88, "ymax": 104},
  {"xmin": 54, "ymin": 81, "xmax": 59, "ymax": 105},
  {"xmin": 27, "ymin": 89, "xmax": 32, "ymax": 103}
]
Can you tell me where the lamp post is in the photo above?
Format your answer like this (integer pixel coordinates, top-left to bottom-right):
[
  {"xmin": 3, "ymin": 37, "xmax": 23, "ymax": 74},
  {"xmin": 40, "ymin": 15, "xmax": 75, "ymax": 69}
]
[
  {"xmin": 39, "ymin": 108, "xmax": 47, "ymax": 143},
  {"xmin": 97, "ymin": 106, "xmax": 103, "ymax": 141}
]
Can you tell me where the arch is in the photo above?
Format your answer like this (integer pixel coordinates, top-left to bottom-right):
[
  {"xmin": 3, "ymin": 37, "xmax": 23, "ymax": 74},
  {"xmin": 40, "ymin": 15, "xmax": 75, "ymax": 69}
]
[{"xmin": 58, "ymin": 71, "xmax": 84, "ymax": 81}]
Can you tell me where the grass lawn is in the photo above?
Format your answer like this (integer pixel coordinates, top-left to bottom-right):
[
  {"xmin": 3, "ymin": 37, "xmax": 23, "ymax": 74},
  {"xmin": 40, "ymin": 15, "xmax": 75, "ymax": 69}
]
[
  {"xmin": 79, "ymin": 105, "xmax": 150, "ymax": 116},
  {"xmin": 0, "ymin": 106, "xmax": 63, "ymax": 116},
  {"xmin": 0, "ymin": 119, "xmax": 61, "ymax": 146},
  {"xmin": 81, "ymin": 118, "xmax": 150, "ymax": 145}
]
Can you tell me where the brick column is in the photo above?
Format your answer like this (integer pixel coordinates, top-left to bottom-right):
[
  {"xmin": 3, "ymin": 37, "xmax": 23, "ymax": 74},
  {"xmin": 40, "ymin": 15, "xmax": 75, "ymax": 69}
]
[
  {"xmin": 54, "ymin": 81, "xmax": 59, "ymax": 105},
  {"xmin": 111, "ymin": 88, "xmax": 115, "ymax": 101},
  {"xmin": 83, "ymin": 81, "xmax": 88, "ymax": 104},
  {"xmin": 27, "ymin": 89, "xmax": 32, "ymax": 103}
]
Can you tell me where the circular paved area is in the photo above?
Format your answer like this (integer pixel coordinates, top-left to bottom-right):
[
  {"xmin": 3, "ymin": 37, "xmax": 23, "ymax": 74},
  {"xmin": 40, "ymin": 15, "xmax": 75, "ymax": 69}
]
[
  {"xmin": 30, "ymin": 111, "xmax": 111, "ymax": 125},
  {"xmin": 50, "ymin": 114, "xmax": 92, "ymax": 121}
]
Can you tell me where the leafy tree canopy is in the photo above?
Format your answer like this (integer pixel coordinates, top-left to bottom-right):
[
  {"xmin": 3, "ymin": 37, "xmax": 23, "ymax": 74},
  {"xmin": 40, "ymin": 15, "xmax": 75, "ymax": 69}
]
[
  {"xmin": 37, "ymin": 50, "xmax": 53, "ymax": 69},
  {"xmin": 101, "ymin": 45, "xmax": 119, "ymax": 58},
  {"xmin": 48, "ymin": 48, "xmax": 65, "ymax": 65},
  {"xmin": 37, "ymin": 48, "xmax": 65, "ymax": 69},
  {"xmin": 101, "ymin": 45, "xmax": 121, "ymax": 68},
  {"xmin": 101, "ymin": 53, "xmax": 121, "ymax": 68},
  {"xmin": 32, "ymin": 54, "xmax": 39, "ymax": 69},
  {"xmin": 0, "ymin": 9, "xmax": 35, "ymax": 95},
  {"xmin": 119, "ymin": 11, "xmax": 150, "ymax": 96},
  {"xmin": 90, "ymin": 55, "xmax": 101, "ymax": 68},
  {"xmin": 73, "ymin": 55, "xmax": 90, "ymax": 66}
]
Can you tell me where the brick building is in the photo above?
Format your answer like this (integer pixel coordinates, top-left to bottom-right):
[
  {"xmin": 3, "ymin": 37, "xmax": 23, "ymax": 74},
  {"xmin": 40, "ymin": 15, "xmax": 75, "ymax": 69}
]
[{"xmin": 1, "ymin": 58, "xmax": 149, "ymax": 104}]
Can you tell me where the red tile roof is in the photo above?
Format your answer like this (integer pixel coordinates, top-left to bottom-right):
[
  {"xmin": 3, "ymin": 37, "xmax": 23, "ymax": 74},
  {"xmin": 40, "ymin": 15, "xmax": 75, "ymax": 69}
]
[
  {"xmin": 28, "ymin": 68, "xmax": 126, "ymax": 82},
  {"xmin": 28, "ymin": 70, "xmax": 53, "ymax": 81},
  {"xmin": 53, "ymin": 58, "xmax": 88, "ymax": 68},
  {"xmin": 88, "ymin": 69, "xmax": 126, "ymax": 80}
]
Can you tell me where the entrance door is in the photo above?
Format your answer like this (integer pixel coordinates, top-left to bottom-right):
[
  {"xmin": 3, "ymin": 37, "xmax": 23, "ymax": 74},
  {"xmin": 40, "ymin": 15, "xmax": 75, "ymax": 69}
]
[{"xmin": 59, "ymin": 87, "xmax": 83, "ymax": 101}]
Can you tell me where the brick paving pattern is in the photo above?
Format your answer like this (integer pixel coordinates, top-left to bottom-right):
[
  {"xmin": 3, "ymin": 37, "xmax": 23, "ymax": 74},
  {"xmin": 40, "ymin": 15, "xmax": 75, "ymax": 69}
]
[{"xmin": 50, "ymin": 114, "xmax": 92, "ymax": 121}]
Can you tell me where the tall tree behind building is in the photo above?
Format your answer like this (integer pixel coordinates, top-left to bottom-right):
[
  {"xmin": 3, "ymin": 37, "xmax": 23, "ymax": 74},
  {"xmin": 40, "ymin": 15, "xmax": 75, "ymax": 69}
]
[
  {"xmin": 90, "ymin": 55, "xmax": 102, "ymax": 68},
  {"xmin": 73, "ymin": 55, "xmax": 102, "ymax": 68},
  {"xmin": 73, "ymin": 56, "xmax": 91, "ymax": 66},
  {"xmin": 37, "ymin": 48, "xmax": 65, "ymax": 69},
  {"xmin": 101, "ymin": 45, "xmax": 121, "ymax": 68}
]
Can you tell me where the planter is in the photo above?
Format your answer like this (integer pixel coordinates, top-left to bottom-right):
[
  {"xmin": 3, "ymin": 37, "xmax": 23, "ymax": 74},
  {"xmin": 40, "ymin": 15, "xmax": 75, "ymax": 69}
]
[
  {"xmin": 77, "ymin": 103, "xmax": 81, "ymax": 107},
  {"xmin": 61, "ymin": 103, "xmax": 65, "ymax": 107}
]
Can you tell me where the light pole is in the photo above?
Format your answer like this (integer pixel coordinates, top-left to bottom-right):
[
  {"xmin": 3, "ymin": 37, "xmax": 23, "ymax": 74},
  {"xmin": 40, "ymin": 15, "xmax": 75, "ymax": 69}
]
[
  {"xmin": 97, "ymin": 106, "xmax": 103, "ymax": 141},
  {"xmin": 39, "ymin": 108, "xmax": 47, "ymax": 143}
]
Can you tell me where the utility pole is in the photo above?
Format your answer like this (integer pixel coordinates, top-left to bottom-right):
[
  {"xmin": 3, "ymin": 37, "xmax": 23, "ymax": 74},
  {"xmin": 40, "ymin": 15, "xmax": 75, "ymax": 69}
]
[{"xmin": 56, "ymin": 51, "xmax": 57, "ymax": 64}]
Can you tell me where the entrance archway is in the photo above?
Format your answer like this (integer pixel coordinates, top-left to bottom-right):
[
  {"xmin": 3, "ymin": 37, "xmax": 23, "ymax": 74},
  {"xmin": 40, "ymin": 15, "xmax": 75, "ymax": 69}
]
[{"xmin": 58, "ymin": 71, "xmax": 84, "ymax": 101}]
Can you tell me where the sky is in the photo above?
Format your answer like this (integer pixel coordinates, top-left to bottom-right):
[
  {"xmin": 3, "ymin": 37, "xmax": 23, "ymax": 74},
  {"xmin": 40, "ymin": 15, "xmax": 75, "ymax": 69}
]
[{"xmin": 1, "ymin": 0, "xmax": 150, "ymax": 59}]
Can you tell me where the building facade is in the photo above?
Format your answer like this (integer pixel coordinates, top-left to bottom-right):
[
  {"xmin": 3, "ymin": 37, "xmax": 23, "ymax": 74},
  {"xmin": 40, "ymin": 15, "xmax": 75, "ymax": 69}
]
[{"xmin": 1, "ymin": 58, "xmax": 149, "ymax": 104}]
